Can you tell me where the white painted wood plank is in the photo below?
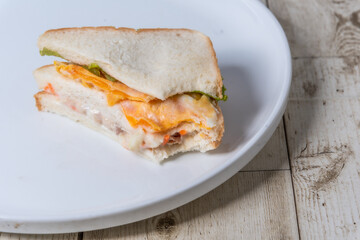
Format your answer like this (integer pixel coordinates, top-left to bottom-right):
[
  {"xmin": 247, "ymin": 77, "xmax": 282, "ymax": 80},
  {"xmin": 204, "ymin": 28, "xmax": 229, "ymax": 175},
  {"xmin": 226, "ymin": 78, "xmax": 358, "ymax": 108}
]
[
  {"xmin": 269, "ymin": 0, "xmax": 360, "ymax": 57},
  {"xmin": 242, "ymin": 121, "xmax": 289, "ymax": 171},
  {"xmin": 285, "ymin": 58, "xmax": 360, "ymax": 239},
  {"xmin": 84, "ymin": 171, "xmax": 299, "ymax": 240},
  {"xmin": 0, "ymin": 233, "xmax": 77, "ymax": 240},
  {"xmin": 290, "ymin": 57, "xmax": 360, "ymax": 100}
]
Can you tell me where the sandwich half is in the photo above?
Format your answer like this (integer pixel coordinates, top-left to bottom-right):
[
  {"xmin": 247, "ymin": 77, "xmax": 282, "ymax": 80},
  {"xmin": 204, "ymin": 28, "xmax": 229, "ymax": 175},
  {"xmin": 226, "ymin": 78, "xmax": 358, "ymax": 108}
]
[{"xmin": 34, "ymin": 27, "xmax": 225, "ymax": 162}]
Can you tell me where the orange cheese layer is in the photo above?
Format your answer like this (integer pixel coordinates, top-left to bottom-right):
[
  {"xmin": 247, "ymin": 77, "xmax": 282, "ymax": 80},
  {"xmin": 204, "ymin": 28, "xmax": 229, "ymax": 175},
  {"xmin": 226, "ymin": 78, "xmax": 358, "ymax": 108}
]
[
  {"xmin": 55, "ymin": 62, "xmax": 155, "ymax": 106},
  {"xmin": 54, "ymin": 62, "xmax": 218, "ymax": 132},
  {"xmin": 120, "ymin": 94, "xmax": 218, "ymax": 132}
]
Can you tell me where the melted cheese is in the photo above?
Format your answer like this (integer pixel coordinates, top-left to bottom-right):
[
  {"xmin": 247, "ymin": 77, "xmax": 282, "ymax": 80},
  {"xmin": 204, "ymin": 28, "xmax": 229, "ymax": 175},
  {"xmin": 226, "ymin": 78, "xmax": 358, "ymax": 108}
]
[
  {"xmin": 120, "ymin": 94, "xmax": 218, "ymax": 132},
  {"xmin": 54, "ymin": 62, "xmax": 218, "ymax": 132},
  {"xmin": 55, "ymin": 62, "xmax": 155, "ymax": 106}
]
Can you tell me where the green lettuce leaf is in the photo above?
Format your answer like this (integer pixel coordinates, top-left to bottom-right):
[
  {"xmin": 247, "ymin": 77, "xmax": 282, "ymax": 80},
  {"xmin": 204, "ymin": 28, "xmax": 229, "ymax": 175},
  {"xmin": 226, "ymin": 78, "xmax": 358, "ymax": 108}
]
[
  {"xmin": 192, "ymin": 76, "xmax": 228, "ymax": 101},
  {"xmin": 82, "ymin": 63, "xmax": 117, "ymax": 82},
  {"xmin": 39, "ymin": 48, "xmax": 63, "ymax": 58}
]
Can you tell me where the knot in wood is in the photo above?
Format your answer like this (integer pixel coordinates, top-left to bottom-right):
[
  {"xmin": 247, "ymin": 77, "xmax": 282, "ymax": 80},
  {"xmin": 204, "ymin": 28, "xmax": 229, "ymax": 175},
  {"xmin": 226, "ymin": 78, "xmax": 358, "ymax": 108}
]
[
  {"xmin": 350, "ymin": 10, "xmax": 360, "ymax": 28},
  {"xmin": 156, "ymin": 213, "xmax": 177, "ymax": 235}
]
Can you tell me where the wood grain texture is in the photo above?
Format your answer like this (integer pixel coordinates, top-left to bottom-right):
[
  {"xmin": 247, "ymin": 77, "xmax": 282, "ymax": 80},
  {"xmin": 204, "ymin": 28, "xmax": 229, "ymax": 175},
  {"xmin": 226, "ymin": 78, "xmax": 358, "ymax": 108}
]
[
  {"xmin": 285, "ymin": 57, "xmax": 360, "ymax": 239},
  {"xmin": 0, "ymin": 233, "xmax": 77, "ymax": 240},
  {"xmin": 269, "ymin": 0, "xmax": 360, "ymax": 57},
  {"xmin": 291, "ymin": 57, "xmax": 360, "ymax": 100},
  {"xmin": 242, "ymin": 121, "xmax": 289, "ymax": 171},
  {"xmin": 84, "ymin": 171, "xmax": 299, "ymax": 240}
]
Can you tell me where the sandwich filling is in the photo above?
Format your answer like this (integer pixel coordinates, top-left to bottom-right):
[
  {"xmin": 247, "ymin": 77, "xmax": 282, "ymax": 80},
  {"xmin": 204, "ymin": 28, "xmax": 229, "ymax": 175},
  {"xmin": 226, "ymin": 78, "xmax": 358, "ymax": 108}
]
[{"xmin": 49, "ymin": 62, "xmax": 219, "ymax": 140}]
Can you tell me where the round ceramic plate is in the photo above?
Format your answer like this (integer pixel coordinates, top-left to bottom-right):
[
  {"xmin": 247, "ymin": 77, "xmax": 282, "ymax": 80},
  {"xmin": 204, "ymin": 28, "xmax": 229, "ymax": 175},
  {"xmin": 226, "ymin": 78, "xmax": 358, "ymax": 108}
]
[{"xmin": 0, "ymin": 0, "xmax": 291, "ymax": 234}]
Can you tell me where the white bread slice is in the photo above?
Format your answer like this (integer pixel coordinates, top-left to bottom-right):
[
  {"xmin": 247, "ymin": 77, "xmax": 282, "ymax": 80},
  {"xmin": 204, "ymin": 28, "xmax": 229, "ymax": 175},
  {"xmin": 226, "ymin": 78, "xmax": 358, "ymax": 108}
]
[
  {"xmin": 38, "ymin": 27, "xmax": 222, "ymax": 100},
  {"xmin": 34, "ymin": 65, "xmax": 224, "ymax": 162}
]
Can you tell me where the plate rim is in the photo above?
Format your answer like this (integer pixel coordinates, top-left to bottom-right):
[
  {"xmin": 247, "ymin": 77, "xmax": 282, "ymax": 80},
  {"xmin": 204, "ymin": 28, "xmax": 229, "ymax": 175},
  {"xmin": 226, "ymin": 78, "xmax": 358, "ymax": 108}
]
[{"xmin": 0, "ymin": 0, "xmax": 292, "ymax": 233}]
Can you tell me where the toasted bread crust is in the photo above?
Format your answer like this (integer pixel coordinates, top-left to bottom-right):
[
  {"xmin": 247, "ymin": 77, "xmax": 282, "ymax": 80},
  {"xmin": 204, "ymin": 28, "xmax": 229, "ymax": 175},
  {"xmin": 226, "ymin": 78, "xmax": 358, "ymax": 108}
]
[
  {"xmin": 43, "ymin": 26, "xmax": 208, "ymax": 35},
  {"xmin": 38, "ymin": 27, "xmax": 223, "ymax": 99},
  {"xmin": 213, "ymin": 104, "xmax": 225, "ymax": 148},
  {"xmin": 34, "ymin": 91, "xmax": 46, "ymax": 111},
  {"xmin": 201, "ymin": 103, "xmax": 224, "ymax": 149},
  {"xmin": 43, "ymin": 26, "xmax": 136, "ymax": 34},
  {"xmin": 205, "ymin": 36, "xmax": 223, "ymax": 98}
]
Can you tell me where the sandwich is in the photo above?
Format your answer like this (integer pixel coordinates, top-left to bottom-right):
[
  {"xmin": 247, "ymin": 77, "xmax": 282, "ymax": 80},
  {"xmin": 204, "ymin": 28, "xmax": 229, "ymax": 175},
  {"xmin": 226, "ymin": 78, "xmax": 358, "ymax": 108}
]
[{"xmin": 34, "ymin": 27, "xmax": 226, "ymax": 162}]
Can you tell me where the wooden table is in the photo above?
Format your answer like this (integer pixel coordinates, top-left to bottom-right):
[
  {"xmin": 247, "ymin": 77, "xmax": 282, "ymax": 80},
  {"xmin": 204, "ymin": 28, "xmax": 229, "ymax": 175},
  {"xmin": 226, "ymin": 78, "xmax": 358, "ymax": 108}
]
[{"xmin": 2, "ymin": 0, "xmax": 360, "ymax": 239}]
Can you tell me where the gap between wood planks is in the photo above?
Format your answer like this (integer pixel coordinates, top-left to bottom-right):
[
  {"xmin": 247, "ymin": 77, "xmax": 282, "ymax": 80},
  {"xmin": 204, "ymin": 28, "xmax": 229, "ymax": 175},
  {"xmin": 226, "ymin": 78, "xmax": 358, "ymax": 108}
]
[
  {"xmin": 283, "ymin": 116, "xmax": 302, "ymax": 240},
  {"xmin": 78, "ymin": 232, "xmax": 83, "ymax": 240},
  {"xmin": 266, "ymin": 0, "xmax": 301, "ymax": 238},
  {"xmin": 239, "ymin": 169, "xmax": 289, "ymax": 172}
]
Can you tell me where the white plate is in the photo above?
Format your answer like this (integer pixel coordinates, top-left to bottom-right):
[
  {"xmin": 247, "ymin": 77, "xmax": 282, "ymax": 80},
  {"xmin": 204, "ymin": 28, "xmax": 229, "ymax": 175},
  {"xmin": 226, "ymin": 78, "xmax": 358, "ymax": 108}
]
[{"xmin": 0, "ymin": 0, "xmax": 291, "ymax": 234}]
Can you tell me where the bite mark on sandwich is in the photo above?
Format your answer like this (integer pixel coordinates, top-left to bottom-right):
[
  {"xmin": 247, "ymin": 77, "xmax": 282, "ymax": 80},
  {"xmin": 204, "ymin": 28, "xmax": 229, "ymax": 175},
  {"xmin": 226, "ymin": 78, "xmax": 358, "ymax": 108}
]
[{"xmin": 34, "ymin": 27, "xmax": 225, "ymax": 162}]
